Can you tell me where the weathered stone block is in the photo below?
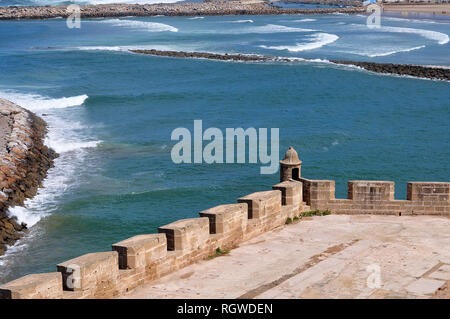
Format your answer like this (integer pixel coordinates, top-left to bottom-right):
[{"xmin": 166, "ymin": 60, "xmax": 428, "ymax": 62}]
[
  {"xmin": 299, "ymin": 178, "xmax": 335, "ymax": 206},
  {"xmin": 407, "ymin": 182, "xmax": 450, "ymax": 202},
  {"xmin": 199, "ymin": 203, "xmax": 247, "ymax": 235},
  {"xmin": 272, "ymin": 180, "xmax": 302, "ymax": 209},
  {"xmin": 57, "ymin": 251, "xmax": 119, "ymax": 296},
  {"xmin": 0, "ymin": 272, "xmax": 63, "ymax": 299},
  {"xmin": 237, "ymin": 190, "xmax": 281, "ymax": 219},
  {"xmin": 158, "ymin": 218, "xmax": 210, "ymax": 252},
  {"xmin": 112, "ymin": 234, "xmax": 167, "ymax": 270},
  {"xmin": 348, "ymin": 181, "xmax": 394, "ymax": 202}
]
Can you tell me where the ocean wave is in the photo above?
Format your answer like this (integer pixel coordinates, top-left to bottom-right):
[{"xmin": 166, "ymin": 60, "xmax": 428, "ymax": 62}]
[
  {"xmin": 292, "ymin": 18, "xmax": 316, "ymax": 22},
  {"xmin": 97, "ymin": 19, "xmax": 178, "ymax": 32},
  {"xmin": 228, "ymin": 19, "xmax": 254, "ymax": 23},
  {"xmin": 247, "ymin": 24, "xmax": 316, "ymax": 34},
  {"xmin": 260, "ymin": 33, "xmax": 339, "ymax": 52},
  {"xmin": 74, "ymin": 46, "xmax": 126, "ymax": 52},
  {"xmin": 188, "ymin": 17, "xmax": 204, "ymax": 20},
  {"xmin": 0, "ymin": 92, "xmax": 88, "ymax": 111},
  {"xmin": 381, "ymin": 25, "xmax": 449, "ymax": 45},
  {"xmin": 73, "ymin": 44, "xmax": 183, "ymax": 53},
  {"xmin": 363, "ymin": 45, "xmax": 426, "ymax": 57},
  {"xmin": 0, "ymin": 91, "xmax": 100, "ymax": 227},
  {"xmin": 382, "ymin": 16, "xmax": 449, "ymax": 25},
  {"xmin": 351, "ymin": 23, "xmax": 449, "ymax": 45}
]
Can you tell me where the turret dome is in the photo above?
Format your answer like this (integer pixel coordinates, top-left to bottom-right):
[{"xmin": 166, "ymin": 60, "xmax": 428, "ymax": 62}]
[{"xmin": 280, "ymin": 146, "xmax": 302, "ymax": 165}]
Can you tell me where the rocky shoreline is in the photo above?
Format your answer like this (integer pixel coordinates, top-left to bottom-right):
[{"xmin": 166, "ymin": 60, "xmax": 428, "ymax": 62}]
[
  {"xmin": 131, "ymin": 49, "xmax": 450, "ymax": 81},
  {"xmin": 0, "ymin": 99, "xmax": 57, "ymax": 256},
  {"xmin": 0, "ymin": 2, "xmax": 365, "ymax": 20}
]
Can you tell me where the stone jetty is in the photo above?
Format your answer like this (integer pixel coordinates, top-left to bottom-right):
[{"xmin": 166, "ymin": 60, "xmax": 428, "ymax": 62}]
[
  {"xmin": 131, "ymin": 49, "xmax": 450, "ymax": 81},
  {"xmin": 0, "ymin": 99, "xmax": 57, "ymax": 256},
  {"xmin": 130, "ymin": 49, "xmax": 272, "ymax": 62},
  {"xmin": 331, "ymin": 60, "xmax": 450, "ymax": 82},
  {"xmin": 0, "ymin": 1, "xmax": 365, "ymax": 20}
]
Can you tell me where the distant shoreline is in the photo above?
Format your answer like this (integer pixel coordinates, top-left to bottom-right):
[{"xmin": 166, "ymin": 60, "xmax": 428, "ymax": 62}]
[
  {"xmin": 0, "ymin": 2, "xmax": 365, "ymax": 20},
  {"xmin": 382, "ymin": 4, "xmax": 450, "ymax": 17}
]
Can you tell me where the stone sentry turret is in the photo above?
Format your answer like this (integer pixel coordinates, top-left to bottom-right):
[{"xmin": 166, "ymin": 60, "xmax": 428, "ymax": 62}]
[{"xmin": 280, "ymin": 146, "xmax": 302, "ymax": 182}]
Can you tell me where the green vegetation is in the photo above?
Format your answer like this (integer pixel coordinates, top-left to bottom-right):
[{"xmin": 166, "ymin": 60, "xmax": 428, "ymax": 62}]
[
  {"xmin": 208, "ymin": 247, "xmax": 230, "ymax": 259},
  {"xmin": 293, "ymin": 216, "xmax": 300, "ymax": 221},
  {"xmin": 285, "ymin": 217, "xmax": 293, "ymax": 224},
  {"xmin": 301, "ymin": 210, "xmax": 332, "ymax": 217}
]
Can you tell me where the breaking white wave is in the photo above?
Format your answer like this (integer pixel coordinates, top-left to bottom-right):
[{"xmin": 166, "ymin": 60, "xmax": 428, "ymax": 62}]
[
  {"xmin": 0, "ymin": 91, "xmax": 100, "ymax": 227},
  {"xmin": 293, "ymin": 18, "xmax": 316, "ymax": 22},
  {"xmin": 0, "ymin": 92, "xmax": 88, "ymax": 111},
  {"xmin": 260, "ymin": 33, "xmax": 339, "ymax": 52},
  {"xmin": 351, "ymin": 23, "xmax": 449, "ymax": 45},
  {"xmin": 247, "ymin": 24, "xmax": 316, "ymax": 34},
  {"xmin": 228, "ymin": 19, "xmax": 254, "ymax": 23},
  {"xmin": 73, "ymin": 44, "xmax": 185, "ymax": 53},
  {"xmin": 74, "ymin": 46, "xmax": 127, "ymax": 52},
  {"xmin": 382, "ymin": 16, "xmax": 449, "ymax": 25},
  {"xmin": 188, "ymin": 17, "xmax": 204, "ymax": 20},
  {"xmin": 381, "ymin": 25, "xmax": 449, "ymax": 45},
  {"xmin": 361, "ymin": 45, "xmax": 426, "ymax": 57},
  {"xmin": 97, "ymin": 19, "xmax": 178, "ymax": 32}
]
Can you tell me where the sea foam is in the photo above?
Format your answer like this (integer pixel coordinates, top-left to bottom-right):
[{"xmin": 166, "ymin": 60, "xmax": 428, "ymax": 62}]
[
  {"xmin": 351, "ymin": 24, "xmax": 449, "ymax": 45},
  {"xmin": 246, "ymin": 24, "xmax": 316, "ymax": 34},
  {"xmin": 97, "ymin": 19, "xmax": 178, "ymax": 32},
  {"xmin": 364, "ymin": 45, "xmax": 426, "ymax": 57},
  {"xmin": 382, "ymin": 25, "xmax": 449, "ymax": 45},
  {"xmin": 0, "ymin": 91, "xmax": 100, "ymax": 227},
  {"xmin": 292, "ymin": 18, "xmax": 317, "ymax": 22},
  {"xmin": 228, "ymin": 19, "xmax": 254, "ymax": 23},
  {"xmin": 260, "ymin": 33, "xmax": 339, "ymax": 52}
]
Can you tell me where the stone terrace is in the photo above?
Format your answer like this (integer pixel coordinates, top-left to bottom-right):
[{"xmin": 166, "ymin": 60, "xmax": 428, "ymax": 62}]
[{"xmin": 120, "ymin": 214, "xmax": 450, "ymax": 299}]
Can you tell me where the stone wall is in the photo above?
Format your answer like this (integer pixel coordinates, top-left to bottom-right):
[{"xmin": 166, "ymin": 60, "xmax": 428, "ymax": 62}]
[
  {"xmin": 0, "ymin": 180, "xmax": 309, "ymax": 299},
  {"xmin": 0, "ymin": 155, "xmax": 448, "ymax": 298},
  {"xmin": 0, "ymin": 99, "xmax": 57, "ymax": 256},
  {"xmin": 300, "ymin": 178, "xmax": 450, "ymax": 216}
]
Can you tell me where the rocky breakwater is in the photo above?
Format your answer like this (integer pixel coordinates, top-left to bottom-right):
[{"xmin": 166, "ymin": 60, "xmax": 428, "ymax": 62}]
[
  {"xmin": 131, "ymin": 49, "xmax": 450, "ymax": 81},
  {"xmin": 0, "ymin": 1, "xmax": 365, "ymax": 20},
  {"xmin": 0, "ymin": 99, "xmax": 57, "ymax": 256},
  {"xmin": 130, "ymin": 49, "xmax": 272, "ymax": 61},
  {"xmin": 331, "ymin": 60, "xmax": 450, "ymax": 81}
]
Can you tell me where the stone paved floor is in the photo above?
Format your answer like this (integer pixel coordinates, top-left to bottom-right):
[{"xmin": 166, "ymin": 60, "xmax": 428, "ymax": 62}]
[{"xmin": 119, "ymin": 215, "xmax": 450, "ymax": 299}]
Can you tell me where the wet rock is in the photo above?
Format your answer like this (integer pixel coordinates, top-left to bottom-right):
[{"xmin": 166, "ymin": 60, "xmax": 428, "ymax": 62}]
[
  {"xmin": 0, "ymin": 98, "xmax": 57, "ymax": 256},
  {"xmin": 330, "ymin": 60, "xmax": 450, "ymax": 81}
]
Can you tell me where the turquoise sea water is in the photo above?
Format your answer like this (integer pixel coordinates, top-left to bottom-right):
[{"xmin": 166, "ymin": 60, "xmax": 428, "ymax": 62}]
[{"xmin": 0, "ymin": 13, "xmax": 449, "ymax": 283}]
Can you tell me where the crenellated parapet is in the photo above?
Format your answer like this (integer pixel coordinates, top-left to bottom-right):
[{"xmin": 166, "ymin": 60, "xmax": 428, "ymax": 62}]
[
  {"xmin": 299, "ymin": 179, "xmax": 450, "ymax": 216},
  {"xmin": 0, "ymin": 182, "xmax": 308, "ymax": 299},
  {"xmin": 0, "ymin": 146, "xmax": 447, "ymax": 299}
]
